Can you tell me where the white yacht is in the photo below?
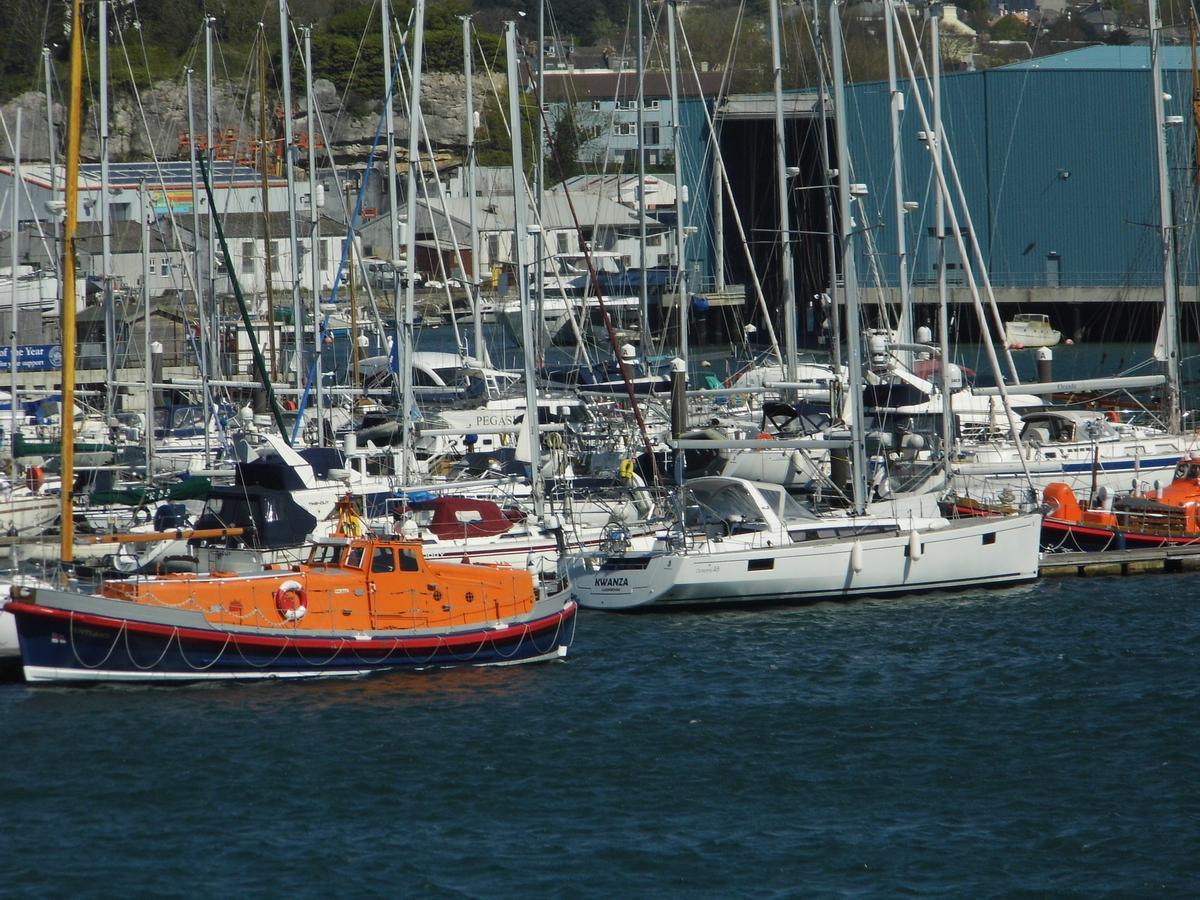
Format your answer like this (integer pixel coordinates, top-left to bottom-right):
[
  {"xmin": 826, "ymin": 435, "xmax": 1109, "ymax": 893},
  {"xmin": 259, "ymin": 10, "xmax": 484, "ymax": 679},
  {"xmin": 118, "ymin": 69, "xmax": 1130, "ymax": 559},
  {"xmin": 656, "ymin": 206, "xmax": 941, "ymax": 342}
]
[{"xmin": 565, "ymin": 477, "xmax": 1040, "ymax": 610}]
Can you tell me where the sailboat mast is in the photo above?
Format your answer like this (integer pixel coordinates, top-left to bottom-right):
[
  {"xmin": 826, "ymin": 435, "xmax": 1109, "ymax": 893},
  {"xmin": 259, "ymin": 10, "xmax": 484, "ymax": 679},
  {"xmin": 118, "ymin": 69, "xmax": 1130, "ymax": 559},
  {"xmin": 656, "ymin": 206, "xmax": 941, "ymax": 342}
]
[
  {"xmin": 1150, "ymin": 0, "xmax": 1182, "ymax": 432},
  {"xmin": 1192, "ymin": 8, "xmax": 1200, "ymax": 189},
  {"xmin": 186, "ymin": 69, "xmax": 212, "ymax": 467},
  {"xmin": 100, "ymin": 0, "xmax": 116, "ymax": 419},
  {"xmin": 931, "ymin": 5, "xmax": 953, "ymax": 481},
  {"xmin": 769, "ymin": 0, "xmax": 798, "ymax": 384},
  {"xmin": 205, "ymin": 16, "xmax": 219, "ymax": 379},
  {"xmin": 507, "ymin": 21, "xmax": 544, "ymax": 518},
  {"xmin": 535, "ymin": 0, "xmax": 546, "ymax": 366},
  {"xmin": 884, "ymin": 0, "xmax": 912, "ymax": 356},
  {"xmin": 304, "ymin": 26, "xmax": 324, "ymax": 446},
  {"xmin": 830, "ymin": 0, "xmax": 867, "ymax": 515},
  {"xmin": 61, "ymin": 0, "xmax": 84, "ymax": 567},
  {"xmin": 9, "ymin": 110, "xmax": 19, "ymax": 451},
  {"xmin": 382, "ymin": 0, "xmax": 401, "ymax": 267},
  {"xmin": 667, "ymin": 0, "xmax": 688, "ymax": 381},
  {"xmin": 141, "ymin": 180, "xmax": 153, "ymax": 471},
  {"xmin": 43, "ymin": 47, "xmax": 58, "ymax": 283},
  {"xmin": 401, "ymin": 0, "xmax": 427, "ymax": 487},
  {"xmin": 462, "ymin": 16, "xmax": 485, "ymax": 367},
  {"xmin": 278, "ymin": 0, "xmax": 304, "ymax": 393},
  {"xmin": 636, "ymin": 2, "xmax": 649, "ymax": 346},
  {"xmin": 812, "ymin": 0, "xmax": 842, "ymax": 375},
  {"xmin": 258, "ymin": 26, "xmax": 278, "ymax": 380}
]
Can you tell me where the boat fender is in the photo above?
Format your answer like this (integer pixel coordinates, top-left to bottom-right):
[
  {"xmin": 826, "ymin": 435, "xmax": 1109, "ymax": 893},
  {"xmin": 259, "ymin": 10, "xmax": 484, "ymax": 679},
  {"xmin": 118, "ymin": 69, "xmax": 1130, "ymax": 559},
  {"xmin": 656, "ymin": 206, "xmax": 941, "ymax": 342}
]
[
  {"xmin": 618, "ymin": 458, "xmax": 636, "ymax": 480},
  {"xmin": 850, "ymin": 540, "xmax": 864, "ymax": 574},
  {"xmin": 275, "ymin": 580, "xmax": 308, "ymax": 621},
  {"xmin": 25, "ymin": 466, "xmax": 45, "ymax": 493},
  {"xmin": 907, "ymin": 529, "xmax": 923, "ymax": 561}
]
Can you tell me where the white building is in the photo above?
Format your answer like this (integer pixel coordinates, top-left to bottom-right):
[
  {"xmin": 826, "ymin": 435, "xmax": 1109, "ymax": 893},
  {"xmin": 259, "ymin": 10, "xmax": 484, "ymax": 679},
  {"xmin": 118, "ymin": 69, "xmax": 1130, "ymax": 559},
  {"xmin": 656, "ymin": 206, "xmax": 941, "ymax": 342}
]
[
  {"xmin": 400, "ymin": 193, "xmax": 671, "ymax": 281},
  {"xmin": 0, "ymin": 160, "xmax": 290, "ymax": 226},
  {"xmin": 179, "ymin": 211, "xmax": 358, "ymax": 301}
]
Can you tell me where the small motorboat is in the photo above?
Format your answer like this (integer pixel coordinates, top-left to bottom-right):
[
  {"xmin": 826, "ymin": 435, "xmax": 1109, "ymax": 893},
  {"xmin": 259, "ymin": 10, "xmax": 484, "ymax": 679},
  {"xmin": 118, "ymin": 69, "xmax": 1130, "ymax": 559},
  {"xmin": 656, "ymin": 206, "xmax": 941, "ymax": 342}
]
[
  {"xmin": 4, "ymin": 527, "xmax": 576, "ymax": 683},
  {"xmin": 1004, "ymin": 313, "xmax": 1061, "ymax": 348}
]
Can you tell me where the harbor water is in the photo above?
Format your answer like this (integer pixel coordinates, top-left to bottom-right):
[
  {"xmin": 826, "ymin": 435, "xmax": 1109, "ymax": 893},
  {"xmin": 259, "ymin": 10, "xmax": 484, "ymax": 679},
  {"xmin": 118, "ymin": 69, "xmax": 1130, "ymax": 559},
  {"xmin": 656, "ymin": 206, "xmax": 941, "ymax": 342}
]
[{"xmin": 2, "ymin": 575, "xmax": 1196, "ymax": 896}]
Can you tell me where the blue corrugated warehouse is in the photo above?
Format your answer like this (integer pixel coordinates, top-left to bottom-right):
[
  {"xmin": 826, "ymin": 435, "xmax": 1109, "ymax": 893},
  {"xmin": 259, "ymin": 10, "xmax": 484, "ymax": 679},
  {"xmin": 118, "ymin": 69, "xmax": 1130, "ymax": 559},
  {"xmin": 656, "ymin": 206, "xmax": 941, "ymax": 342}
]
[{"xmin": 836, "ymin": 45, "xmax": 1198, "ymax": 333}]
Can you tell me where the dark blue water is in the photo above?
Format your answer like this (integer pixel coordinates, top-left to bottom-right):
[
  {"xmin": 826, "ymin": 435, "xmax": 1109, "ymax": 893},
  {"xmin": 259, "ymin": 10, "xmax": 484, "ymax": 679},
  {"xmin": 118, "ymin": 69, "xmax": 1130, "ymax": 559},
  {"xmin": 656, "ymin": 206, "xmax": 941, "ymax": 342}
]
[{"xmin": 2, "ymin": 576, "xmax": 1197, "ymax": 897}]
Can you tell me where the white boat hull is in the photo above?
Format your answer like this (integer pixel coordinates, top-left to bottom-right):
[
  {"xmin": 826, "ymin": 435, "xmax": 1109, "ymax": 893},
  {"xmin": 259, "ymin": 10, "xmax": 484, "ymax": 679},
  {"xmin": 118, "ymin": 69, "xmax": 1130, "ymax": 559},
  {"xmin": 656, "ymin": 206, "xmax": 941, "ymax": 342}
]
[{"xmin": 567, "ymin": 514, "xmax": 1041, "ymax": 610}]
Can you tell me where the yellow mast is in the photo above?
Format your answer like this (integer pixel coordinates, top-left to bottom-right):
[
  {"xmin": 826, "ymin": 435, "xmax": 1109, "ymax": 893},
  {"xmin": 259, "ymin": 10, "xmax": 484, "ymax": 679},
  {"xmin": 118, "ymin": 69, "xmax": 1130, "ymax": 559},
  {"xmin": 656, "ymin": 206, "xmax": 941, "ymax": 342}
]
[{"xmin": 60, "ymin": 0, "xmax": 83, "ymax": 568}]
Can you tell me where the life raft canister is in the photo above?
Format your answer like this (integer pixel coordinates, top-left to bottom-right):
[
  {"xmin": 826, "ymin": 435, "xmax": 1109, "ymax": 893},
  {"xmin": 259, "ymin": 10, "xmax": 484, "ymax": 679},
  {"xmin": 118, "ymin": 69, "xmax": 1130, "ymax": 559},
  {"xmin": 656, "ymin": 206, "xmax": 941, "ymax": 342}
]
[{"xmin": 274, "ymin": 579, "xmax": 307, "ymax": 621}]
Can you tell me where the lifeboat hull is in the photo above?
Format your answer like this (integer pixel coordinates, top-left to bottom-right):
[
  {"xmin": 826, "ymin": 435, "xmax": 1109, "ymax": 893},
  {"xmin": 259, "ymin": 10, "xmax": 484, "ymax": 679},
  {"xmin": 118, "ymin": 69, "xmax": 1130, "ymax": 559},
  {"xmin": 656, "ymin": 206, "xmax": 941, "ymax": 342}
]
[{"xmin": 4, "ymin": 589, "xmax": 576, "ymax": 683}]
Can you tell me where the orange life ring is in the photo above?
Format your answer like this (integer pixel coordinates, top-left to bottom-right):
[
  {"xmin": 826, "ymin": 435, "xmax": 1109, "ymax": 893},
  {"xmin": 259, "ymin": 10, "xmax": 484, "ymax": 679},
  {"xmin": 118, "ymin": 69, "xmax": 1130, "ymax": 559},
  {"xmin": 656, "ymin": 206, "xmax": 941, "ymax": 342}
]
[
  {"xmin": 25, "ymin": 466, "xmax": 45, "ymax": 493},
  {"xmin": 274, "ymin": 579, "xmax": 307, "ymax": 621}
]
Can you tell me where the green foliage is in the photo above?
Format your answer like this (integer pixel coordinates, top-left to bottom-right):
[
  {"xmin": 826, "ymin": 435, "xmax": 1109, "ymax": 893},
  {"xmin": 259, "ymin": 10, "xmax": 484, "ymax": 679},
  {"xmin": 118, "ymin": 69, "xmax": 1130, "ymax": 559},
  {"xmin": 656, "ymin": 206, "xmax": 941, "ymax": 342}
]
[
  {"xmin": 548, "ymin": 105, "xmax": 585, "ymax": 182},
  {"xmin": 989, "ymin": 15, "xmax": 1030, "ymax": 42},
  {"xmin": 0, "ymin": 0, "xmax": 62, "ymax": 97},
  {"xmin": 476, "ymin": 91, "xmax": 538, "ymax": 175}
]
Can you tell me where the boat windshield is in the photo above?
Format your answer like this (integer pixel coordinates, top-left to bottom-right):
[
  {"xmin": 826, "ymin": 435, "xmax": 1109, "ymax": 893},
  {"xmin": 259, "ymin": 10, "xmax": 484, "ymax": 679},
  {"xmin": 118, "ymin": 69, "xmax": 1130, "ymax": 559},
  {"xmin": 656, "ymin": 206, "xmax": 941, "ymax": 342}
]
[
  {"xmin": 754, "ymin": 484, "xmax": 813, "ymax": 521},
  {"xmin": 686, "ymin": 483, "xmax": 767, "ymax": 526},
  {"xmin": 1174, "ymin": 461, "xmax": 1200, "ymax": 481}
]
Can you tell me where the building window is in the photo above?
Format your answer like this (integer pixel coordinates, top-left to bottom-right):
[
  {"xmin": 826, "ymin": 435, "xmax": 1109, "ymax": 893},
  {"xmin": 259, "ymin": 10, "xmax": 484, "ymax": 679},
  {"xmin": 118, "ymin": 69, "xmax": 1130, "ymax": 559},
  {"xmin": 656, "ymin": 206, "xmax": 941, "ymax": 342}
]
[
  {"xmin": 556, "ymin": 232, "xmax": 570, "ymax": 254},
  {"xmin": 591, "ymin": 100, "xmax": 601, "ymax": 111},
  {"xmin": 487, "ymin": 234, "xmax": 500, "ymax": 263},
  {"xmin": 644, "ymin": 123, "xmax": 660, "ymax": 146},
  {"xmin": 242, "ymin": 241, "xmax": 255, "ymax": 274},
  {"xmin": 646, "ymin": 99, "xmax": 660, "ymax": 110},
  {"xmin": 614, "ymin": 123, "xmax": 636, "ymax": 136},
  {"xmin": 160, "ymin": 258, "xmax": 171, "ymax": 277},
  {"xmin": 646, "ymin": 234, "xmax": 662, "ymax": 247},
  {"xmin": 320, "ymin": 238, "xmax": 329, "ymax": 272},
  {"xmin": 271, "ymin": 240, "xmax": 281, "ymax": 273}
]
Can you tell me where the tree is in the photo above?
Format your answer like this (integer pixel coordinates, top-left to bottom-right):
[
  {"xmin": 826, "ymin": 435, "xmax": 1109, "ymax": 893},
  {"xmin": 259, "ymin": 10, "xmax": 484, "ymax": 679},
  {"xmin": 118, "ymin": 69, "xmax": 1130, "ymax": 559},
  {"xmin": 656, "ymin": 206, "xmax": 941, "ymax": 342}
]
[
  {"xmin": 989, "ymin": 15, "xmax": 1031, "ymax": 42},
  {"xmin": 547, "ymin": 105, "xmax": 585, "ymax": 183}
]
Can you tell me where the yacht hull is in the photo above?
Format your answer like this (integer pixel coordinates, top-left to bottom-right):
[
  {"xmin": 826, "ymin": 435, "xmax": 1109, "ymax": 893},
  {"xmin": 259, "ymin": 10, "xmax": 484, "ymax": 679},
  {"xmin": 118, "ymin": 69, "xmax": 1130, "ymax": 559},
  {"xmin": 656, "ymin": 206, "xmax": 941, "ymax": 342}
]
[{"xmin": 568, "ymin": 514, "xmax": 1041, "ymax": 610}]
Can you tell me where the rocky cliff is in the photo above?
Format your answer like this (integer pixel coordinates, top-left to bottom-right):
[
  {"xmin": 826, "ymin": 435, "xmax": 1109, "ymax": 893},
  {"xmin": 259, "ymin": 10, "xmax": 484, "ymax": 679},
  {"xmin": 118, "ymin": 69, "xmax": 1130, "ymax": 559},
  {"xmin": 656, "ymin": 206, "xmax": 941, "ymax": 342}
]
[{"xmin": 0, "ymin": 73, "xmax": 500, "ymax": 163}]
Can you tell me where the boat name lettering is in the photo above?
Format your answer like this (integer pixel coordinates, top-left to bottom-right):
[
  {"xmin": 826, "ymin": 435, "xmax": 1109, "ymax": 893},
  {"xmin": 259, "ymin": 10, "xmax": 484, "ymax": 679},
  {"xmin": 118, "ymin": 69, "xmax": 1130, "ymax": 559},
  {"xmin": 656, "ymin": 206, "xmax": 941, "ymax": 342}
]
[{"xmin": 595, "ymin": 576, "xmax": 629, "ymax": 587}]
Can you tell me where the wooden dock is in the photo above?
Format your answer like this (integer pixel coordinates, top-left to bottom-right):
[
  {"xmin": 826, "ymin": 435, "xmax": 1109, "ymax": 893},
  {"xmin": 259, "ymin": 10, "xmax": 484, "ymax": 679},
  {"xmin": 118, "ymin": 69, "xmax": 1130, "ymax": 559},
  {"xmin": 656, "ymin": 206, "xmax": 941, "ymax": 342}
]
[{"xmin": 1039, "ymin": 545, "xmax": 1200, "ymax": 577}]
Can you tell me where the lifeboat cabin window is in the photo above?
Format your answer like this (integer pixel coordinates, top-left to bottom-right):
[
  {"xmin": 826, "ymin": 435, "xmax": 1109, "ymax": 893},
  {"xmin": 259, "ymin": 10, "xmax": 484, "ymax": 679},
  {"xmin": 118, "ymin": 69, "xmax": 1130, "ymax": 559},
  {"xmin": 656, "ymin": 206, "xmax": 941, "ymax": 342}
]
[
  {"xmin": 346, "ymin": 547, "xmax": 365, "ymax": 569},
  {"xmin": 399, "ymin": 548, "xmax": 420, "ymax": 572},
  {"xmin": 309, "ymin": 544, "xmax": 342, "ymax": 567},
  {"xmin": 372, "ymin": 547, "xmax": 396, "ymax": 573}
]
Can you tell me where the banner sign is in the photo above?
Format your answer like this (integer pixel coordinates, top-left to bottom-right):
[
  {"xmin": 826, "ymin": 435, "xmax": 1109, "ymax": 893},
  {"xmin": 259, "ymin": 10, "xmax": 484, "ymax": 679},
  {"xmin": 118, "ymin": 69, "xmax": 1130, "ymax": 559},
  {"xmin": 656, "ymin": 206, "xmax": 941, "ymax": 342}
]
[{"xmin": 0, "ymin": 345, "xmax": 64, "ymax": 371}]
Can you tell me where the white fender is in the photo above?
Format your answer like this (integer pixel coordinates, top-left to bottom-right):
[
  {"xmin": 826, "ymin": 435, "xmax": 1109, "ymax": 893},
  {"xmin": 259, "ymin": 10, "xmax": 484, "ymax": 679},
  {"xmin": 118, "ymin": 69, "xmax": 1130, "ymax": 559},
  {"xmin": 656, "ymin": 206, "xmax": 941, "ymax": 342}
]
[{"xmin": 908, "ymin": 529, "xmax": 922, "ymax": 562}]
